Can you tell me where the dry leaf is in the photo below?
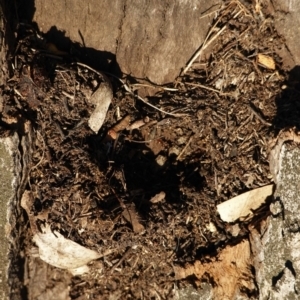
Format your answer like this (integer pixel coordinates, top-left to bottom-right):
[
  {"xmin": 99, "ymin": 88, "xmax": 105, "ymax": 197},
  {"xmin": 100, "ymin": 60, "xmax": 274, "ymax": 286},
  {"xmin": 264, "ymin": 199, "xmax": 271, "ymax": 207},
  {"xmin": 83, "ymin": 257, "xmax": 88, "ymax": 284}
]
[
  {"xmin": 88, "ymin": 78, "xmax": 113, "ymax": 133},
  {"xmin": 257, "ymin": 54, "xmax": 275, "ymax": 70},
  {"xmin": 33, "ymin": 224, "xmax": 102, "ymax": 275},
  {"xmin": 21, "ymin": 191, "xmax": 102, "ymax": 275},
  {"xmin": 174, "ymin": 240, "xmax": 255, "ymax": 299},
  {"xmin": 217, "ymin": 184, "xmax": 274, "ymax": 222}
]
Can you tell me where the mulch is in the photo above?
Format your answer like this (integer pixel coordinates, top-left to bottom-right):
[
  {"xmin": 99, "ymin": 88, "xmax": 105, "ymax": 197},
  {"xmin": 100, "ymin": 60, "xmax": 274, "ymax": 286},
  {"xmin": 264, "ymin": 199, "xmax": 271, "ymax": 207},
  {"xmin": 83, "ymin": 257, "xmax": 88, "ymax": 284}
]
[{"xmin": 1, "ymin": 1, "xmax": 293, "ymax": 299}]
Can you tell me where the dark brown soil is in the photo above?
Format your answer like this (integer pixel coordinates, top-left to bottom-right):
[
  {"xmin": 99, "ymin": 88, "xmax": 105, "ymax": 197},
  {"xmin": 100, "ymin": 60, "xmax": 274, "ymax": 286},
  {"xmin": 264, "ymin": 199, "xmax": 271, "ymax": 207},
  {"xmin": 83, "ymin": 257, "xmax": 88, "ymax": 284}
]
[{"xmin": 1, "ymin": 1, "xmax": 295, "ymax": 299}]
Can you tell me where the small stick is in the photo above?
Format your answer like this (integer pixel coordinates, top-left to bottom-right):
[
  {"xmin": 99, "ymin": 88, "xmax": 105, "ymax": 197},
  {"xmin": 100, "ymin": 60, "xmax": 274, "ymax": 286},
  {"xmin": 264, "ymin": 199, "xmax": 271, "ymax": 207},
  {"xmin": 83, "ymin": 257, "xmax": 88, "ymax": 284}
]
[
  {"xmin": 109, "ymin": 248, "xmax": 133, "ymax": 275},
  {"xmin": 105, "ymin": 115, "xmax": 131, "ymax": 141},
  {"xmin": 62, "ymin": 90, "xmax": 74, "ymax": 99},
  {"xmin": 248, "ymin": 103, "xmax": 272, "ymax": 127},
  {"xmin": 176, "ymin": 134, "xmax": 194, "ymax": 161},
  {"xmin": 111, "ymin": 115, "xmax": 131, "ymax": 133},
  {"xmin": 131, "ymin": 83, "xmax": 178, "ymax": 92},
  {"xmin": 73, "ymin": 62, "xmax": 107, "ymax": 79},
  {"xmin": 182, "ymin": 24, "xmax": 227, "ymax": 74},
  {"xmin": 14, "ymin": 88, "xmax": 26, "ymax": 99},
  {"xmin": 184, "ymin": 82, "xmax": 232, "ymax": 96},
  {"xmin": 136, "ymin": 94, "xmax": 186, "ymax": 117},
  {"xmin": 125, "ymin": 137, "xmax": 156, "ymax": 144},
  {"xmin": 53, "ymin": 121, "xmax": 65, "ymax": 138},
  {"xmin": 116, "ymin": 106, "xmax": 121, "ymax": 120},
  {"xmin": 73, "ymin": 62, "xmax": 186, "ymax": 117},
  {"xmin": 127, "ymin": 118, "xmax": 148, "ymax": 130},
  {"xmin": 30, "ymin": 131, "xmax": 45, "ymax": 170},
  {"xmin": 198, "ymin": 7, "xmax": 221, "ymax": 20}
]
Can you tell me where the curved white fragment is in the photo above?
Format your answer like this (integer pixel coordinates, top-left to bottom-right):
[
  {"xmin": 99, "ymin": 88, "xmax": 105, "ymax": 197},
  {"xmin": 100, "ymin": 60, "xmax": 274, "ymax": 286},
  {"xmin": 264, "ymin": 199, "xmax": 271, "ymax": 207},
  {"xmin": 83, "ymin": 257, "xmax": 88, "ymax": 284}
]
[
  {"xmin": 33, "ymin": 223, "xmax": 101, "ymax": 273},
  {"xmin": 217, "ymin": 184, "xmax": 274, "ymax": 223},
  {"xmin": 88, "ymin": 80, "xmax": 113, "ymax": 133}
]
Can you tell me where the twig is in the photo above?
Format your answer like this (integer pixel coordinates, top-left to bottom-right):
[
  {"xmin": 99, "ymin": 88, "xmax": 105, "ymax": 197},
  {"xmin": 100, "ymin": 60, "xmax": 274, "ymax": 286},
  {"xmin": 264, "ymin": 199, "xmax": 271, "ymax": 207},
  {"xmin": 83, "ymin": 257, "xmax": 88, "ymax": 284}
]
[
  {"xmin": 73, "ymin": 62, "xmax": 109, "ymax": 79},
  {"xmin": 231, "ymin": 0, "xmax": 255, "ymax": 20},
  {"xmin": 73, "ymin": 62, "xmax": 186, "ymax": 117},
  {"xmin": 53, "ymin": 121, "xmax": 65, "ymax": 138},
  {"xmin": 14, "ymin": 88, "xmax": 25, "ymax": 99},
  {"xmin": 30, "ymin": 131, "xmax": 45, "ymax": 170},
  {"xmin": 248, "ymin": 103, "xmax": 272, "ymax": 127},
  {"xmin": 182, "ymin": 0, "xmax": 252, "ymax": 75},
  {"xmin": 125, "ymin": 137, "xmax": 157, "ymax": 144},
  {"xmin": 61, "ymin": 90, "xmax": 75, "ymax": 99},
  {"xmin": 198, "ymin": 226, "xmax": 208, "ymax": 242},
  {"xmin": 131, "ymin": 83, "xmax": 178, "ymax": 92},
  {"xmin": 136, "ymin": 94, "xmax": 186, "ymax": 117},
  {"xmin": 182, "ymin": 24, "xmax": 227, "ymax": 74},
  {"xmin": 184, "ymin": 82, "xmax": 232, "ymax": 96},
  {"xmin": 127, "ymin": 117, "xmax": 149, "ymax": 130},
  {"xmin": 199, "ymin": 7, "xmax": 222, "ymax": 20},
  {"xmin": 109, "ymin": 248, "xmax": 133, "ymax": 274},
  {"xmin": 176, "ymin": 134, "xmax": 194, "ymax": 161}
]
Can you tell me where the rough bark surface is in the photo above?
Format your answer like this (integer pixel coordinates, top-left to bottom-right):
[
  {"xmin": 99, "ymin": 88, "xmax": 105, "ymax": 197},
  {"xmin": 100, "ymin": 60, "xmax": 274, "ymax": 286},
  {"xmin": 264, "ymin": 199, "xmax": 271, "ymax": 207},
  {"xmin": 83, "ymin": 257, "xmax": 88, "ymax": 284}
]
[
  {"xmin": 253, "ymin": 145, "xmax": 300, "ymax": 300},
  {"xmin": 33, "ymin": 0, "xmax": 220, "ymax": 84},
  {"xmin": 0, "ymin": 2, "xmax": 15, "ymax": 299},
  {"xmin": 0, "ymin": 0, "xmax": 10, "ymax": 87},
  {"xmin": 0, "ymin": 137, "xmax": 16, "ymax": 300},
  {"xmin": 272, "ymin": 0, "xmax": 300, "ymax": 68}
]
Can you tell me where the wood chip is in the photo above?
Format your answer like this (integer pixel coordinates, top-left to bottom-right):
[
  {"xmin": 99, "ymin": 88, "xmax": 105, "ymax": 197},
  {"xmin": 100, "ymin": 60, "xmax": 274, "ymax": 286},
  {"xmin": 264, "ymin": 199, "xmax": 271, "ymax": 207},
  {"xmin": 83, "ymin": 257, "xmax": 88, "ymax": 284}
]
[
  {"xmin": 174, "ymin": 239, "xmax": 255, "ymax": 299},
  {"xmin": 257, "ymin": 54, "xmax": 275, "ymax": 70},
  {"xmin": 150, "ymin": 191, "xmax": 166, "ymax": 203},
  {"xmin": 122, "ymin": 204, "xmax": 145, "ymax": 233}
]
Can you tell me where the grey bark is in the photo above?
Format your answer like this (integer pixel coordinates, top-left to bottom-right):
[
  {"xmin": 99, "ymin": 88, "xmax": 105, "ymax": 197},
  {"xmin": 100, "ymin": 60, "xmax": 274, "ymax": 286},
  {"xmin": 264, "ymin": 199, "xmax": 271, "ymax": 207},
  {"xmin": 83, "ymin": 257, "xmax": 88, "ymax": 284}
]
[{"xmin": 252, "ymin": 145, "xmax": 300, "ymax": 300}]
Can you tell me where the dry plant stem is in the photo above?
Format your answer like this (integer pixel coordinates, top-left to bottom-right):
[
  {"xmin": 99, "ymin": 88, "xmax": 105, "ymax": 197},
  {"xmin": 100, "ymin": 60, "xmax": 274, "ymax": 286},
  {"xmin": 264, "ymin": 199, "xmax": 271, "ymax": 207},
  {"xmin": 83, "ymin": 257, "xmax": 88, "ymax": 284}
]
[
  {"xmin": 110, "ymin": 187, "xmax": 130, "ymax": 220},
  {"xmin": 74, "ymin": 62, "xmax": 185, "ymax": 117},
  {"xmin": 62, "ymin": 90, "xmax": 74, "ymax": 99},
  {"xmin": 184, "ymin": 82, "xmax": 231, "ymax": 96},
  {"xmin": 125, "ymin": 137, "xmax": 157, "ymax": 144},
  {"xmin": 135, "ymin": 94, "xmax": 186, "ymax": 117},
  {"xmin": 14, "ymin": 88, "xmax": 25, "ymax": 99},
  {"xmin": 247, "ymin": 103, "xmax": 272, "ymax": 126},
  {"xmin": 182, "ymin": 24, "xmax": 227, "ymax": 74},
  {"xmin": 176, "ymin": 134, "xmax": 194, "ymax": 161},
  {"xmin": 199, "ymin": 226, "xmax": 208, "ymax": 242},
  {"xmin": 109, "ymin": 248, "xmax": 133, "ymax": 275},
  {"xmin": 182, "ymin": 0, "xmax": 253, "ymax": 75},
  {"xmin": 127, "ymin": 119, "xmax": 147, "ymax": 130},
  {"xmin": 199, "ymin": 7, "xmax": 222, "ymax": 20},
  {"xmin": 111, "ymin": 115, "xmax": 131, "ymax": 133},
  {"xmin": 131, "ymin": 83, "xmax": 178, "ymax": 92},
  {"xmin": 31, "ymin": 130, "xmax": 45, "ymax": 170},
  {"xmin": 231, "ymin": 0, "xmax": 255, "ymax": 20},
  {"xmin": 97, "ymin": 249, "xmax": 117, "ymax": 259}
]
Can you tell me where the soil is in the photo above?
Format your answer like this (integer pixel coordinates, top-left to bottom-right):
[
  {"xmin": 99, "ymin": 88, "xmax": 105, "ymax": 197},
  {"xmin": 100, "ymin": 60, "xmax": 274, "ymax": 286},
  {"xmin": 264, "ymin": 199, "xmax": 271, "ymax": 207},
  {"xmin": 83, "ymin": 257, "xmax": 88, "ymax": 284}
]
[{"xmin": 1, "ymin": 1, "xmax": 299, "ymax": 299}]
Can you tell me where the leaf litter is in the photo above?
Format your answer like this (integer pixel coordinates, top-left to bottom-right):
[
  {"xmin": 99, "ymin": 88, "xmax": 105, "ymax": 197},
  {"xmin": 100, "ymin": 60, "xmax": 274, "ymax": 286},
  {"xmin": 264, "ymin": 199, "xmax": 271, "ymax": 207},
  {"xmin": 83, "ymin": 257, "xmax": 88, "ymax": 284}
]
[{"xmin": 0, "ymin": 1, "xmax": 292, "ymax": 299}]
